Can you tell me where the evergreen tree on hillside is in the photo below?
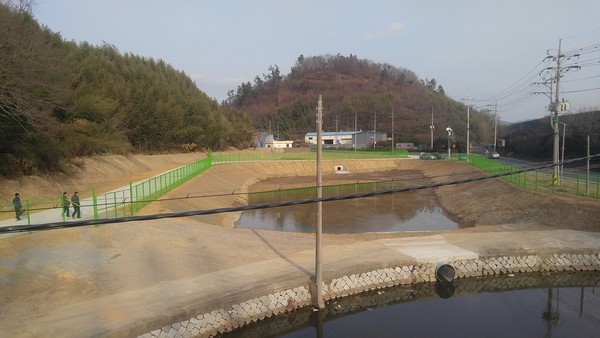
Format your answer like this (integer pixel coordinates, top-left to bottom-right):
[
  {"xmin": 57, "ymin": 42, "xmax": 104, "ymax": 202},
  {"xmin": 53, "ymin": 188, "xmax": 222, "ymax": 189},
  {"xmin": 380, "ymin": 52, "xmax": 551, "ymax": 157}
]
[{"xmin": 0, "ymin": 3, "xmax": 253, "ymax": 176}]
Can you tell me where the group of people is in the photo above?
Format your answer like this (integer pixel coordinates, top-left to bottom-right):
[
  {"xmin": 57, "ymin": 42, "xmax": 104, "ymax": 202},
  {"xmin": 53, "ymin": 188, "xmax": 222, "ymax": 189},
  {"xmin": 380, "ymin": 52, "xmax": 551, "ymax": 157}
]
[
  {"xmin": 11, "ymin": 191, "xmax": 82, "ymax": 221},
  {"xmin": 62, "ymin": 191, "xmax": 81, "ymax": 218}
]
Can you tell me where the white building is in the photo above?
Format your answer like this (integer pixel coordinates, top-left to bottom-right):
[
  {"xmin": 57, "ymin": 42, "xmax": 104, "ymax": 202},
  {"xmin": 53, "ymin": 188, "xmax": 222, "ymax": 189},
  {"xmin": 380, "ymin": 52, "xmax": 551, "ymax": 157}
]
[
  {"xmin": 258, "ymin": 133, "xmax": 294, "ymax": 148},
  {"xmin": 304, "ymin": 130, "xmax": 387, "ymax": 149},
  {"xmin": 265, "ymin": 139, "xmax": 294, "ymax": 148}
]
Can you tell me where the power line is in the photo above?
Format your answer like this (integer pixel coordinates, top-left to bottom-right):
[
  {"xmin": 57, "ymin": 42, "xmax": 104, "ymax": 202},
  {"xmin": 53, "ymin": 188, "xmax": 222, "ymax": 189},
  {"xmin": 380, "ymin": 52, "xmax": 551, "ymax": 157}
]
[
  {"xmin": 561, "ymin": 87, "xmax": 600, "ymax": 94},
  {"xmin": 2, "ymin": 153, "xmax": 600, "ymax": 234},
  {"xmin": 479, "ymin": 40, "xmax": 600, "ymax": 116},
  {"xmin": 0, "ymin": 168, "xmax": 487, "ymax": 214}
]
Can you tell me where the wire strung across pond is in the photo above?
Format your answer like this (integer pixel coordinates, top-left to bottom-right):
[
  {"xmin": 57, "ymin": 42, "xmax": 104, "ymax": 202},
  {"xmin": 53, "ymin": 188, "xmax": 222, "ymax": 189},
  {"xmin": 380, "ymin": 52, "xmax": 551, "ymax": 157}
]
[{"xmin": 2, "ymin": 154, "xmax": 599, "ymax": 234}]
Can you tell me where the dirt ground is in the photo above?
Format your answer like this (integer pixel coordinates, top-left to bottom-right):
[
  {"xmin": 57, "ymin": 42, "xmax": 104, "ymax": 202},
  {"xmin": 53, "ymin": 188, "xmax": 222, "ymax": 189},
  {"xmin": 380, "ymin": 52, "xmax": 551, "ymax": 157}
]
[{"xmin": 1, "ymin": 152, "xmax": 600, "ymax": 326}]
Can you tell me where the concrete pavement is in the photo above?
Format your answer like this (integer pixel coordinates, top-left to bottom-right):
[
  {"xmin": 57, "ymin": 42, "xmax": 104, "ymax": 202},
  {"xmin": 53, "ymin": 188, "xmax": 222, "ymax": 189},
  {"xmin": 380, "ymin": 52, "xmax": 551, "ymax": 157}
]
[{"xmin": 1, "ymin": 229, "xmax": 599, "ymax": 337}]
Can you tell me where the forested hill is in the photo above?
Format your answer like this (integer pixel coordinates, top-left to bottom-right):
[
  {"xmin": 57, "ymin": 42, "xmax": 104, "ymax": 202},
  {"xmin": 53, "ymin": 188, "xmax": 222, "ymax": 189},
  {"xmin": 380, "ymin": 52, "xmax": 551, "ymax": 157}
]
[
  {"xmin": 503, "ymin": 110, "xmax": 600, "ymax": 161},
  {"xmin": 225, "ymin": 54, "xmax": 496, "ymax": 147},
  {"xmin": 0, "ymin": 4, "xmax": 253, "ymax": 177}
]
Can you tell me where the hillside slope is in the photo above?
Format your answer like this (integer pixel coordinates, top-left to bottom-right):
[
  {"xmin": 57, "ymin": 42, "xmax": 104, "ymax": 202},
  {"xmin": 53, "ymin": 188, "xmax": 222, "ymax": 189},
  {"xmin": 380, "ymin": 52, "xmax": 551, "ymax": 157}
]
[
  {"xmin": 225, "ymin": 54, "xmax": 496, "ymax": 148},
  {"xmin": 0, "ymin": 152, "xmax": 205, "ymax": 217}
]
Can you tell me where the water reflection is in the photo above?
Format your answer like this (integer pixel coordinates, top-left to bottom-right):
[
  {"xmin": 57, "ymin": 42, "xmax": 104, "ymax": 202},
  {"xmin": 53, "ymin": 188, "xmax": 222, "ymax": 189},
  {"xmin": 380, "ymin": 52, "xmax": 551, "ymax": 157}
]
[
  {"xmin": 237, "ymin": 184, "xmax": 458, "ymax": 233},
  {"xmin": 222, "ymin": 272, "xmax": 600, "ymax": 338}
]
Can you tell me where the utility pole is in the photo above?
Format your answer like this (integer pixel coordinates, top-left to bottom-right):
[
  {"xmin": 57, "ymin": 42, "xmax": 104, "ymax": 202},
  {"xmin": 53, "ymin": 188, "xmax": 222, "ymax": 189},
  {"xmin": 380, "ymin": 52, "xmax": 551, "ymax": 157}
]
[
  {"xmin": 390, "ymin": 109, "xmax": 395, "ymax": 152},
  {"xmin": 560, "ymin": 122, "xmax": 566, "ymax": 189},
  {"xmin": 461, "ymin": 94, "xmax": 473, "ymax": 156},
  {"xmin": 552, "ymin": 39, "xmax": 562, "ymax": 185},
  {"xmin": 587, "ymin": 135, "xmax": 590, "ymax": 195},
  {"xmin": 335, "ymin": 115, "xmax": 338, "ymax": 146},
  {"xmin": 430, "ymin": 107, "xmax": 435, "ymax": 150},
  {"xmin": 543, "ymin": 38, "xmax": 580, "ymax": 187},
  {"xmin": 494, "ymin": 100, "xmax": 498, "ymax": 152},
  {"xmin": 552, "ymin": 40, "xmax": 562, "ymax": 187},
  {"xmin": 315, "ymin": 95, "xmax": 324, "ymax": 309},
  {"xmin": 373, "ymin": 112, "xmax": 377, "ymax": 149},
  {"xmin": 354, "ymin": 111, "xmax": 357, "ymax": 153}
]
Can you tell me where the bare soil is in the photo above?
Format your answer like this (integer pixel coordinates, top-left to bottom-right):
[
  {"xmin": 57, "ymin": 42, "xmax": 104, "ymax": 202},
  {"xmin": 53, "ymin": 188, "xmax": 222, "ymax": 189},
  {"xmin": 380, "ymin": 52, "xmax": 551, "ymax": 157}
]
[{"xmin": 1, "ymin": 152, "xmax": 599, "ymax": 325}]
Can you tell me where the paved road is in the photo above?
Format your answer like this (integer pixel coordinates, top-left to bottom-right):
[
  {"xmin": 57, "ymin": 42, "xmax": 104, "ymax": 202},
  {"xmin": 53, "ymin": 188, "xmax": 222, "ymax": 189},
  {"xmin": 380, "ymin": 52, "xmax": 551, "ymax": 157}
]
[
  {"xmin": 0, "ymin": 186, "xmax": 130, "ymax": 229},
  {"xmin": 0, "ymin": 170, "xmax": 179, "ymax": 229}
]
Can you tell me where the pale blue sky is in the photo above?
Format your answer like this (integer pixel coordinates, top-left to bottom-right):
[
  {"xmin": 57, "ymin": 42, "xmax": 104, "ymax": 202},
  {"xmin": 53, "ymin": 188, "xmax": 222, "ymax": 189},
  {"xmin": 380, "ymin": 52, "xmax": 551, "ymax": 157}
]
[{"xmin": 34, "ymin": 0, "xmax": 600, "ymax": 122}]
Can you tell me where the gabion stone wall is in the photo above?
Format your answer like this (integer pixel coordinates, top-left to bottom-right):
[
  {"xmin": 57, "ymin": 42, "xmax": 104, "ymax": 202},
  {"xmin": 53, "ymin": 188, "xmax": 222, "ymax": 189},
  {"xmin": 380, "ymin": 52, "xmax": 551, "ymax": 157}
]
[{"xmin": 137, "ymin": 253, "xmax": 600, "ymax": 338}]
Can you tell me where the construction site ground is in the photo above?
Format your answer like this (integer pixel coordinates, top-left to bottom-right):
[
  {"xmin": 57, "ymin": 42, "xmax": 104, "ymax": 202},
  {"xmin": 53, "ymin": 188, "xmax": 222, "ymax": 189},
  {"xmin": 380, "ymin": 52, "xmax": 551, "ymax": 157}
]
[{"xmin": 1, "ymin": 151, "xmax": 600, "ymax": 337}]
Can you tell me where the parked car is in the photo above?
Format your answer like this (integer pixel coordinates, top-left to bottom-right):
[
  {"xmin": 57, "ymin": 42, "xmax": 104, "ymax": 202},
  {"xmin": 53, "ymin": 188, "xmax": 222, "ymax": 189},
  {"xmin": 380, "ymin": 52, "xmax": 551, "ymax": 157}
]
[
  {"xmin": 419, "ymin": 152, "xmax": 437, "ymax": 160},
  {"xmin": 488, "ymin": 152, "xmax": 500, "ymax": 159}
]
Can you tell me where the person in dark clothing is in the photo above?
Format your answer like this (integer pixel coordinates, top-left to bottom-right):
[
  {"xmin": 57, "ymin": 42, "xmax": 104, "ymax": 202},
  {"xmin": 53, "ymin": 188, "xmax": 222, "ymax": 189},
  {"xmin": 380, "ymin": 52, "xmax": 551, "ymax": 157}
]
[
  {"xmin": 71, "ymin": 191, "xmax": 81, "ymax": 218},
  {"xmin": 13, "ymin": 193, "xmax": 22, "ymax": 221},
  {"xmin": 62, "ymin": 192, "xmax": 70, "ymax": 217}
]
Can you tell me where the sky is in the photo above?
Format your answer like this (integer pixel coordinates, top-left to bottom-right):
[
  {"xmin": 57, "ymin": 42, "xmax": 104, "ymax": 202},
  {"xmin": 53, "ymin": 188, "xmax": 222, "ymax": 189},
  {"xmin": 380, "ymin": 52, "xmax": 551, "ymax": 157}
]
[{"xmin": 33, "ymin": 0, "xmax": 600, "ymax": 123}]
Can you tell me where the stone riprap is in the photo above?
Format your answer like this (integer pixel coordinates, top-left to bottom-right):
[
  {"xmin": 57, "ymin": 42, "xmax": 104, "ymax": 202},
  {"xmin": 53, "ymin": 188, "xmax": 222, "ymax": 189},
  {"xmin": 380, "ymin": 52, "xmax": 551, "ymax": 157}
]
[{"xmin": 139, "ymin": 240, "xmax": 600, "ymax": 338}]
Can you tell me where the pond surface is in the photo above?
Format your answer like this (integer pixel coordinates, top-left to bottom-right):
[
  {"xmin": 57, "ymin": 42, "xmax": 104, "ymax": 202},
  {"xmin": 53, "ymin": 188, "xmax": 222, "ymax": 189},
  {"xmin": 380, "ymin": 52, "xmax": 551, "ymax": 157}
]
[
  {"xmin": 222, "ymin": 272, "xmax": 600, "ymax": 338},
  {"xmin": 236, "ymin": 181, "xmax": 458, "ymax": 233}
]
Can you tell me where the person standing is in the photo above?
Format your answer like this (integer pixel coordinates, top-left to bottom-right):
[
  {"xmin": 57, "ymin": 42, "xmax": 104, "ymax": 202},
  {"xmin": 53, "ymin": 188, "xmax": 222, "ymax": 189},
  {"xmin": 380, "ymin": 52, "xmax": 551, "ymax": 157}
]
[
  {"xmin": 62, "ymin": 192, "xmax": 70, "ymax": 217},
  {"xmin": 13, "ymin": 193, "xmax": 22, "ymax": 221},
  {"xmin": 71, "ymin": 191, "xmax": 81, "ymax": 218}
]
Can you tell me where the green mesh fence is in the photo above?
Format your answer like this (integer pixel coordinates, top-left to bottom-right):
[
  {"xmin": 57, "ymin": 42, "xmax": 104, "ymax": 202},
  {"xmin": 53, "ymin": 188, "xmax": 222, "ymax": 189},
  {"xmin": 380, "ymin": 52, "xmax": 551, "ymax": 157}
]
[
  {"xmin": 470, "ymin": 155, "xmax": 600, "ymax": 199},
  {"xmin": 212, "ymin": 149, "xmax": 409, "ymax": 163},
  {"xmin": 5, "ymin": 150, "xmax": 597, "ymax": 225},
  {"xmin": 91, "ymin": 157, "xmax": 212, "ymax": 220},
  {"xmin": 249, "ymin": 179, "xmax": 408, "ymax": 203}
]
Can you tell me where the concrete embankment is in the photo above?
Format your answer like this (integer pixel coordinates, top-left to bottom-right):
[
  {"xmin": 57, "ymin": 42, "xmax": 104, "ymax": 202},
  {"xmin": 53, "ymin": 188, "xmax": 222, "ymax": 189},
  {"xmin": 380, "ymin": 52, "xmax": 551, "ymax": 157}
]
[
  {"xmin": 131, "ymin": 160, "xmax": 600, "ymax": 337},
  {"xmin": 153, "ymin": 159, "xmax": 451, "ymax": 227}
]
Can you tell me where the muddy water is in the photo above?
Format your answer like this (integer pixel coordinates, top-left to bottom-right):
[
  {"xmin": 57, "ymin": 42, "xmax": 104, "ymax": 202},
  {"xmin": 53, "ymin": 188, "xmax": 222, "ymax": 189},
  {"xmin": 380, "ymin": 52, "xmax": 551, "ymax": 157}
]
[{"xmin": 236, "ymin": 181, "xmax": 458, "ymax": 233}]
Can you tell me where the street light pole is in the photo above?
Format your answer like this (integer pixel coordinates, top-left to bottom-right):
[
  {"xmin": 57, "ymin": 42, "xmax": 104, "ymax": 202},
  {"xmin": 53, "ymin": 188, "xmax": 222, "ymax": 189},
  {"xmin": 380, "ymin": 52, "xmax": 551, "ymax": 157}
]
[
  {"xmin": 462, "ymin": 94, "xmax": 473, "ymax": 156},
  {"xmin": 446, "ymin": 126, "xmax": 453, "ymax": 160}
]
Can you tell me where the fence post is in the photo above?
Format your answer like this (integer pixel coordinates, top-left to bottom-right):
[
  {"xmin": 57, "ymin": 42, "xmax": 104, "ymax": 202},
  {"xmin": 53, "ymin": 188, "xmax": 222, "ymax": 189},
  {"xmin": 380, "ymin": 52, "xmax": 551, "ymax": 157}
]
[
  {"xmin": 156, "ymin": 175, "xmax": 164, "ymax": 200},
  {"xmin": 104, "ymin": 193, "xmax": 108, "ymax": 219},
  {"xmin": 92, "ymin": 188, "xmax": 98, "ymax": 220},
  {"xmin": 25, "ymin": 200, "xmax": 30, "ymax": 225},
  {"xmin": 129, "ymin": 182, "xmax": 134, "ymax": 215}
]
